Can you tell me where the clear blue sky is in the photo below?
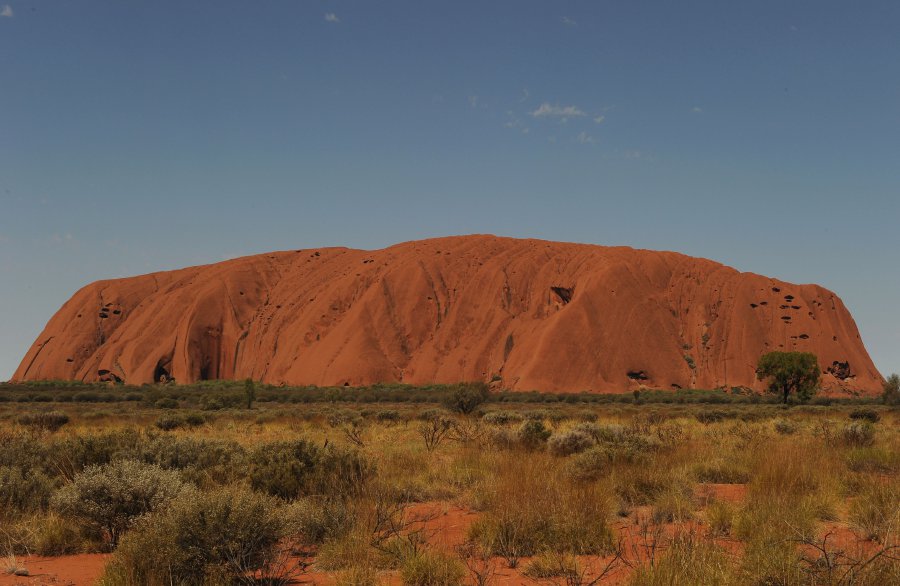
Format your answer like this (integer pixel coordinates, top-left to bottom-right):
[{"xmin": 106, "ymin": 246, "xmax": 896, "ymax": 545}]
[{"xmin": 1, "ymin": 1, "xmax": 898, "ymax": 381}]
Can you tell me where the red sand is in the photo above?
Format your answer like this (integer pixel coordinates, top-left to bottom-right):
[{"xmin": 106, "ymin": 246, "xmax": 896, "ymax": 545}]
[
  {"xmin": 14, "ymin": 235, "xmax": 882, "ymax": 394},
  {"xmin": 0, "ymin": 554, "xmax": 109, "ymax": 586}
]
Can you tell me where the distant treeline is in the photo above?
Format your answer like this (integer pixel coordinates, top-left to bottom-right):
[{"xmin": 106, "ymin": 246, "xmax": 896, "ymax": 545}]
[{"xmin": 0, "ymin": 380, "xmax": 879, "ymax": 407}]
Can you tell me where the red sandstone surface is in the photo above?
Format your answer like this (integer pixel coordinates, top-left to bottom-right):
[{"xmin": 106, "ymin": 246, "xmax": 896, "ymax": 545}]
[{"xmin": 13, "ymin": 235, "xmax": 882, "ymax": 394}]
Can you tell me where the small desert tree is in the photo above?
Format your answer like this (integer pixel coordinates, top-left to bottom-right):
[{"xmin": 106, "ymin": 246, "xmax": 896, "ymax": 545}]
[
  {"xmin": 244, "ymin": 378, "xmax": 257, "ymax": 410},
  {"xmin": 756, "ymin": 351, "xmax": 820, "ymax": 404},
  {"xmin": 883, "ymin": 373, "xmax": 900, "ymax": 405},
  {"xmin": 443, "ymin": 382, "xmax": 490, "ymax": 415}
]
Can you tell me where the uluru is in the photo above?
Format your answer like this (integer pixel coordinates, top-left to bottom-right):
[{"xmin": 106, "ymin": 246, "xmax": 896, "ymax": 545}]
[{"xmin": 13, "ymin": 235, "xmax": 883, "ymax": 394}]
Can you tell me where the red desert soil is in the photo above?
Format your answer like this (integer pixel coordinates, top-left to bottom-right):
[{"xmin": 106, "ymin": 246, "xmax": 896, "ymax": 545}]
[
  {"xmin": 14, "ymin": 235, "xmax": 882, "ymax": 394},
  {"xmin": 0, "ymin": 554, "xmax": 108, "ymax": 586}
]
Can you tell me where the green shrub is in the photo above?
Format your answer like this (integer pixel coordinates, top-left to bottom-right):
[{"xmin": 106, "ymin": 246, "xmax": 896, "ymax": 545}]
[
  {"xmin": 17, "ymin": 411, "xmax": 70, "ymax": 433},
  {"xmin": 0, "ymin": 465, "xmax": 56, "ymax": 515},
  {"xmin": 153, "ymin": 414, "xmax": 184, "ymax": 431},
  {"xmin": 137, "ymin": 435, "xmax": 246, "ymax": 487},
  {"xmin": 375, "ymin": 409, "xmax": 402, "ymax": 423},
  {"xmin": 153, "ymin": 398, "xmax": 178, "ymax": 409},
  {"xmin": 547, "ymin": 430, "xmax": 594, "ymax": 456},
  {"xmin": 565, "ymin": 448, "xmax": 609, "ymax": 482},
  {"xmin": 849, "ymin": 408, "xmax": 880, "ymax": 423},
  {"xmin": 883, "ymin": 374, "xmax": 900, "ymax": 405},
  {"xmin": 51, "ymin": 460, "xmax": 189, "ymax": 548},
  {"xmin": 772, "ymin": 419, "xmax": 798, "ymax": 435},
  {"xmin": 100, "ymin": 486, "xmax": 290, "ymax": 585},
  {"xmin": 287, "ymin": 497, "xmax": 354, "ymax": 545},
  {"xmin": 481, "ymin": 411, "xmax": 523, "ymax": 425},
  {"xmin": 840, "ymin": 421, "xmax": 876, "ymax": 447},
  {"xmin": 183, "ymin": 412, "xmax": 206, "ymax": 427},
  {"xmin": 249, "ymin": 439, "xmax": 370, "ymax": 499},
  {"xmin": 695, "ymin": 409, "xmax": 731, "ymax": 424},
  {"xmin": 615, "ymin": 466, "xmax": 691, "ymax": 507},
  {"xmin": 442, "ymin": 382, "xmax": 490, "ymax": 415},
  {"xmin": 517, "ymin": 419, "xmax": 551, "ymax": 450}
]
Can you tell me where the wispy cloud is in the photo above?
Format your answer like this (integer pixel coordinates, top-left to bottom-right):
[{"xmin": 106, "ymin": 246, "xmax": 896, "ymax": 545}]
[
  {"xmin": 1, "ymin": 5, "xmax": 13, "ymax": 18},
  {"xmin": 577, "ymin": 131, "xmax": 594, "ymax": 144},
  {"xmin": 468, "ymin": 95, "xmax": 479, "ymax": 108},
  {"xmin": 561, "ymin": 16, "xmax": 577, "ymax": 26},
  {"xmin": 593, "ymin": 115, "xmax": 606, "ymax": 124},
  {"xmin": 520, "ymin": 88, "xmax": 530, "ymax": 102},
  {"xmin": 531, "ymin": 103, "xmax": 586, "ymax": 119},
  {"xmin": 504, "ymin": 111, "xmax": 529, "ymax": 134},
  {"xmin": 691, "ymin": 106, "xmax": 703, "ymax": 113},
  {"xmin": 324, "ymin": 13, "xmax": 340, "ymax": 23}
]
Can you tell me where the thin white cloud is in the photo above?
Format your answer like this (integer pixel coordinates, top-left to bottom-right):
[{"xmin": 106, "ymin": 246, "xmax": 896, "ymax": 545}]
[
  {"xmin": 324, "ymin": 13, "xmax": 340, "ymax": 23},
  {"xmin": 468, "ymin": 95, "xmax": 479, "ymax": 108},
  {"xmin": 1, "ymin": 5, "xmax": 13, "ymax": 18},
  {"xmin": 520, "ymin": 88, "xmax": 530, "ymax": 102},
  {"xmin": 577, "ymin": 131, "xmax": 594, "ymax": 144},
  {"xmin": 691, "ymin": 106, "xmax": 703, "ymax": 113},
  {"xmin": 504, "ymin": 111, "xmax": 529, "ymax": 134},
  {"xmin": 561, "ymin": 16, "xmax": 577, "ymax": 26},
  {"xmin": 593, "ymin": 115, "xmax": 606, "ymax": 124},
  {"xmin": 531, "ymin": 103, "xmax": 586, "ymax": 118}
]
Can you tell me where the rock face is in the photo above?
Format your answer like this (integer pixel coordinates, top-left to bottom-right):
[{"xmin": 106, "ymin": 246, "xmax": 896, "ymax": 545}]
[{"xmin": 13, "ymin": 235, "xmax": 883, "ymax": 394}]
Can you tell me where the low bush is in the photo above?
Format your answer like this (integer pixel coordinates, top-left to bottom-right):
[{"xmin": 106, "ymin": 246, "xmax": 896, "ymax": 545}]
[
  {"xmin": 288, "ymin": 496, "xmax": 355, "ymax": 545},
  {"xmin": 516, "ymin": 419, "xmax": 551, "ymax": 450},
  {"xmin": 153, "ymin": 414, "xmax": 184, "ymax": 431},
  {"xmin": 249, "ymin": 439, "xmax": 371, "ymax": 499},
  {"xmin": 849, "ymin": 408, "xmax": 880, "ymax": 423},
  {"xmin": 547, "ymin": 429, "xmax": 594, "ymax": 456},
  {"xmin": 99, "ymin": 486, "xmax": 291, "ymax": 585},
  {"xmin": 52, "ymin": 460, "xmax": 190, "ymax": 548},
  {"xmin": 17, "ymin": 411, "xmax": 70, "ymax": 433},
  {"xmin": 137, "ymin": 435, "xmax": 246, "ymax": 487},
  {"xmin": 0, "ymin": 465, "xmax": 56, "ymax": 515},
  {"xmin": 565, "ymin": 448, "xmax": 609, "ymax": 482},
  {"xmin": 153, "ymin": 398, "xmax": 178, "ymax": 409},
  {"xmin": 772, "ymin": 419, "xmax": 798, "ymax": 435},
  {"xmin": 481, "ymin": 411, "xmax": 523, "ymax": 425},
  {"xmin": 616, "ymin": 466, "xmax": 691, "ymax": 507},
  {"xmin": 841, "ymin": 421, "xmax": 876, "ymax": 447}
]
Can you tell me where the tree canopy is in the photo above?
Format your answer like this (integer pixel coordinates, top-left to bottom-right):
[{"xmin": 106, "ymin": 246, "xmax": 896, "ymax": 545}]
[{"xmin": 756, "ymin": 351, "xmax": 821, "ymax": 404}]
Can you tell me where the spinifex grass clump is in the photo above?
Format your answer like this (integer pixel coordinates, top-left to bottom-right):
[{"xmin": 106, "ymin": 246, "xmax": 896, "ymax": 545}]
[{"xmin": 468, "ymin": 453, "xmax": 615, "ymax": 561}]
